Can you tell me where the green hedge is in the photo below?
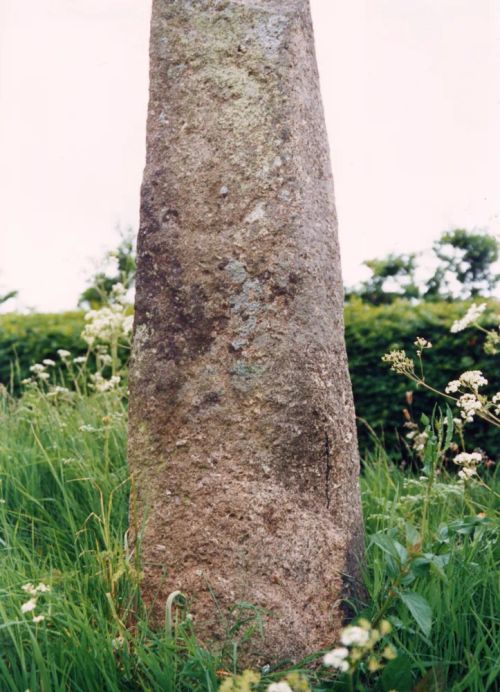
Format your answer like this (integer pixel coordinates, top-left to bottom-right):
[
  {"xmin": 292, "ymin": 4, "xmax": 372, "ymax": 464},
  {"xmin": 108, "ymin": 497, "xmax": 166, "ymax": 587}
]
[
  {"xmin": 344, "ymin": 299, "xmax": 499, "ymax": 456},
  {"xmin": 0, "ymin": 311, "xmax": 86, "ymax": 389},
  {"xmin": 1, "ymin": 302, "xmax": 498, "ymax": 456}
]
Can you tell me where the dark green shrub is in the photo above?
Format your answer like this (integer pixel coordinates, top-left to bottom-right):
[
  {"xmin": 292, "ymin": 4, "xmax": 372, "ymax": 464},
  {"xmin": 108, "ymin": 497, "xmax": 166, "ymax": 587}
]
[
  {"xmin": 345, "ymin": 299, "xmax": 499, "ymax": 457},
  {"xmin": 0, "ymin": 311, "xmax": 86, "ymax": 390}
]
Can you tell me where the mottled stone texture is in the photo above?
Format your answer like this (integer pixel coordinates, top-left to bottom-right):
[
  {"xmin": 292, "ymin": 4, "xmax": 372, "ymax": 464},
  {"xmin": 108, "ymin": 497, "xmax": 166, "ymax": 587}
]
[{"xmin": 129, "ymin": 0, "xmax": 363, "ymax": 662}]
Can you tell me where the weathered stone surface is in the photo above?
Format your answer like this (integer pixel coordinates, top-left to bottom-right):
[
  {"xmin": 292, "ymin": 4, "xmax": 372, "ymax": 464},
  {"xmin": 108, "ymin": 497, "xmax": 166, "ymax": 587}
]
[{"xmin": 129, "ymin": 0, "xmax": 364, "ymax": 662}]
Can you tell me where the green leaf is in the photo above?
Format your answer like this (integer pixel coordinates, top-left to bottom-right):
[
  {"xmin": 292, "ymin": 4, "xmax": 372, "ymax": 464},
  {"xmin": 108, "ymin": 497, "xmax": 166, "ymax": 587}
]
[
  {"xmin": 398, "ymin": 590, "xmax": 433, "ymax": 637},
  {"xmin": 370, "ymin": 533, "xmax": 408, "ymax": 564},
  {"xmin": 380, "ymin": 655, "xmax": 413, "ymax": 692},
  {"xmin": 409, "ymin": 556, "xmax": 431, "ymax": 577},
  {"xmin": 405, "ymin": 522, "xmax": 421, "ymax": 547}
]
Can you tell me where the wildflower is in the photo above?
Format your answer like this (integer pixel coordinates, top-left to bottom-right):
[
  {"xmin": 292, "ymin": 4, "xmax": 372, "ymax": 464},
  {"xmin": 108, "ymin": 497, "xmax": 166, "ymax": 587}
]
[
  {"xmin": 454, "ymin": 452, "xmax": 482, "ymax": 466},
  {"xmin": 37, "ymin": 372, "xmax": 50, "ymax": 381},
  {"xmin": 22, "ymin": 583, "xmax": 36, "ymax": 595},
  {"xmin": 29, "ymin": 363, "xmax": 46, "ymax": 374},
  {"xmin": 34, "ymin": 582, "xmax": 50, "ymax": 593},
  {"xmin": 42, "ymin": 359, "xmax": 56, "ymax": 367},
  {"xmin": 411, "ymin": 431, "xmax": 428, "ymax": 452},
  {"xmin": 382, "ymin": 350, "xmax": 414, "ymax": 375},
  {"xmin": 450, "ymin": 303, "xmax": 486, "ymax": 333},
  {"xmin": 267, "ymin": 683, "xmax": 293, "ymax": 692},
  {"xmin": 21, "ymin": 598, "xmax": 37, "ymax": 613},
  {"xmin": 382, "ymin": 645, "xmax": 397, "ymax": 660},
  {"xmin": 73, "ymin": 356, "xmax": 86, "ymax": 364},
  {"xmin": 458, "ymin": 467, "xmax": 477, "ymax": 481},
  {"xmin": 82, "ymin": 303, "xmax": 132, "ymax": 346},
  {"xmin": 492, "ymin": 392, "xmax": 500, "ymax": 416},
  {"xmin": 21, "ymin": 378, "xmax": 32, "ymax": 385},
  {"xmin": 32, "ymin": 615, "xmax": 45, "ymax": 623},
  {"xmin": 89, "ymin": 373, "xmax": 121, "ymax": 393},
  {"xmin": 445, "ymin": 370, "xmax": 488, "ymax": 394},
  {"xmin": 57, "ymin": 349, "xmax": 71, "ymax": 359},
  {"xmin": 79, "ymin": 424, "xmax": 98, "ymax": 433},
  {"xmin": 458, "ymin": 370, "xmax": 487, "ymax": 391},
  {"xmin": 47, "ymin": 385, "xmax": 71, "ymax": 399},
  {"xmin": 414, "ymin": 337, "xmax": 432, "ymax": 354},
  {"xmin": 457, "ymin": 393, "xmax": 483, "ymax": 423},
  {"xmin": 219, "ymin": 670, "xmax": 261, "ymax": 692},
  {"xmin": 340, "ymin": 625, "xmax": 370, "ymax": 647},
  {"xmin": 323, "ymin": 647, "xmax": 349, "ymax": 672},
  {"xmin": 22, "ymin": 582, "xmax": 50, "ymax": 596}
]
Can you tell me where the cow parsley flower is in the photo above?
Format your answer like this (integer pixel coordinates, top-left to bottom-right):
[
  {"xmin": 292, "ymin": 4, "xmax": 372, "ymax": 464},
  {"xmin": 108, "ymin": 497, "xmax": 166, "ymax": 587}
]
[
  {"xmin": 340, "ymin": 625, "xmax": 370, "ymax": 647},
  {"xmin": 324, "ymin": 647, "xmax": 350, "ymax": 672},
  {"xmin": 457, "ymin": 394, "xmax": 483, "ymax": 422},
  {"xmin": 458, "ymin": 466, "xmax": 477, "ymax": 481},
  {"xmin": 450, "ymin": 303, "xmax": 486, "ymax": 333},
  {"xmin": 492, "ymin": 392, "xmax": 500, "ymax": 416},
  {"xmin": 89, "ymin": 373, "xmax": 121, "ymax": 393},
  {"xmin": 267, "ymin": 683, "xmax": 293, "ymax": 692},
  {"xmin": 21, "ymin": 598, "xmax": 37, "ymax": 613},
  {"xmin": 445, "ymin": 370, "xmax": 488, "ymax": 394},
  {"xmin": 29, "ymin": 363, "xmax": 46, "ymax": 374},
  {"xmin": 42, "ymin": 359, "xmax": 56, "ymax": 367},
  {"xmin": 454, "ymin": 452, "xmax": 482, "ymax": 466},
  {"xmin": 382, "ymin": 350, "xmax": 414, "ymax": 375},
  {"xmin": 414, "ymin": 337, "xmax": 432, "ymax": 355},
  {"xmin": 32, "ymin": 615, "xmax": 45, "ymax": 623},
  {"xmin": 57, "ymin": 349, "xmax": 71, "ymax": 359}
]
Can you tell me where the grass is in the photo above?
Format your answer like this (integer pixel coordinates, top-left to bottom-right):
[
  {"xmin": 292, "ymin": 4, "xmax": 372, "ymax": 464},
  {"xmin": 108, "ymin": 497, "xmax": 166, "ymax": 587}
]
[{"xmin": 0, "ymin": 384, "xmax": 498, "ymax": 691}]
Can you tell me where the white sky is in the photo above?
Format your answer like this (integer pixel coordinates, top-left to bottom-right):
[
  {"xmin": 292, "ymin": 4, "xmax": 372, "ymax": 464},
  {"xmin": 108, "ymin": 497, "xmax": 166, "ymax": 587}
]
[{"xmin": 0, "ymin": 0, "xmax": 499, "ymax": 312}]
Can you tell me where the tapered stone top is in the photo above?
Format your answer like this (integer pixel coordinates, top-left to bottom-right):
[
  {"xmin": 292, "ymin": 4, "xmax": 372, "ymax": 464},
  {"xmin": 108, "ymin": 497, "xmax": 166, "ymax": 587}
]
[{"xmin": 129, "ymin": 0, "xmax": 363, "ymax": 662}]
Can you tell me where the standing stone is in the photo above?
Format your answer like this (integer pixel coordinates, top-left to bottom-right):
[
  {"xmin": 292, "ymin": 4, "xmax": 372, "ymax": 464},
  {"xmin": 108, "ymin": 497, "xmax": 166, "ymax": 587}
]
[{"xmin": 129, "ymin": 0, "xmax": 363, "ymax": 662}]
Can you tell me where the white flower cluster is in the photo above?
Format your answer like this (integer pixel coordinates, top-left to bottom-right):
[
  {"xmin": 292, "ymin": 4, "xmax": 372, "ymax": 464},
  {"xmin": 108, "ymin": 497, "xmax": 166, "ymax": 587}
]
[
  {"xmin": 89, "ymin": 373, "xmax": 121, "ymax": 393},
  {"xmin": 267, "ymin": 683, "xmax": 292, "ymax": 692},
  {"xmin": 444, "ymin": 370, "xmax": 490, "ymax": 423},
  {"xmin": 450, "ymin": 303, "xmax": 486, "ymax": 333},
  {"xmin": 382, "ymin": 350, "xmax": 414, "ymax": 375},
  {"xmin": 414, "ymin": 337, "xmax": 432, "ymax": 355},
  {"xmin": 445, "ymin": 370, "xmax": 488, "ymax": 394},
  {"xmin": 323, "ymin": 619, "xmax": 395, "ymax": 674},
  {"xmin": 28, "ymin": 363, "xmax": 50, "ymax": 381},
  {"xmin": 456, "ymin": 393, "xmax": 483, "ymax": 423},
  {"xmin": 406, "ymin": 430, "xmax": 428, "ymax": 452},
  {"xmin": 453, "ymin": 451, "xmax": 482, "ymax": 481},
  {"xmin": 82, "ymin": 302, "xmax": 133, "ymax": 347},
  {"xmin": 492, "ymin": 393, "xmax": 500, "ymax": 416},
  {"xmin": 20, "ymin": 582, "xmax": 50, "ymax": 623},
  {"xmin": 57, "ymin": 349, "xmax": 71, "ymax": 360},
  {"xmin": 46, "ymin": 385, "xmax": 72, "ymax": 400}
]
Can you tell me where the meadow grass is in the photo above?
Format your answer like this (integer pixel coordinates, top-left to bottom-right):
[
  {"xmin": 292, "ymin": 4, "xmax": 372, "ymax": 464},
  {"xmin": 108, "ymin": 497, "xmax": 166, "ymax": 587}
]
[{"xmin": 0, "ymin": 385, "xmax": 497, "ymax": 691}]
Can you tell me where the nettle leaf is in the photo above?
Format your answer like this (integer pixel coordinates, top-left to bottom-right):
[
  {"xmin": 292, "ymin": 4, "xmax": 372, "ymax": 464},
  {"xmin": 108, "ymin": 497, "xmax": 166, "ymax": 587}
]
[
  {"xmin": 409, "ymin": 556, "xmax": 431, "ymax": 577},
  {"xmin": 370, "ymin": 532, "xmax": 408, "ymax": 564},
  {"xmin": 405, "ymin": 522, "xmax": 421, "ymax": 548},
  {"xmin": 425, "ymin": 552, "xmax": 450, "ymax": 580},
  {"xmin": 398, "ymin": 591, "xmax": 433, "ymax": 637}
]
